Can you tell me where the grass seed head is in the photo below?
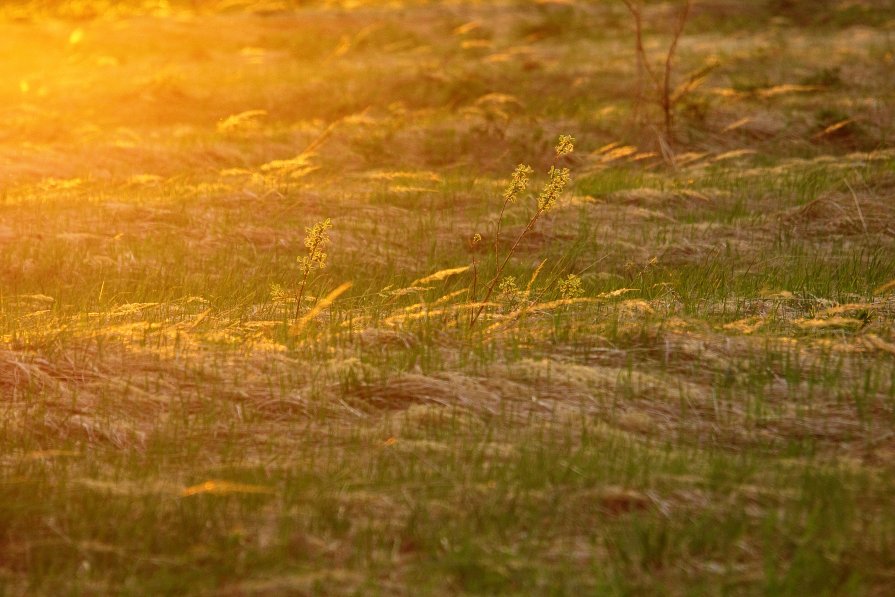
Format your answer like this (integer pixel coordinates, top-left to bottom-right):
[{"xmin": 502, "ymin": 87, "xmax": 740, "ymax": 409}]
[
  {"xmin": 498, "ymin": 276, "xmax": 526, "ymax": 311},
  {"xmin": 503, "ymin": 164, "xmax": 534, "ymax": 204},
  {"xmin": 299, "ymin": 218, "xmax": 332, "ymax": 274},
  {"xmin": 555, "ymin": 134, "xmax": 575, "ymax": 158},
  {"xmin": 269, "ymin": 283, "xmax": 289, "ymax": 303},
  {"xmin": 537, "ymin": 166, "xmax": 571, "ymax": 212}
]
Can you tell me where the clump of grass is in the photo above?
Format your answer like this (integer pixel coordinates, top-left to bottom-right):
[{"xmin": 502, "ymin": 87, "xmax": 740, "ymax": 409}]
[{"xmin": 469, "ymin": 134, "xmax": 575, "ymax": 326}]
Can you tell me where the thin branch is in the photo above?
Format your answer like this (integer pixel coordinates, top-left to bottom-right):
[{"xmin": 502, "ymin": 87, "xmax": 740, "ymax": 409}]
[
  {"xmin": 622, "ymin": 0, "xmax": 692, "ymax": 146},
  {"xmin": 622, "ymin": 0, "xmax": 662, "ymax": 114},
  {"xmin": 662, "ymin": 0, "xmax": 692, "ymax": 145}
]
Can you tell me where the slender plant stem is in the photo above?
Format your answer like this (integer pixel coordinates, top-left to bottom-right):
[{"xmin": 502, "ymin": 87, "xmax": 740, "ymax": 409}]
[
  {"xmin": 470, "ymin": 209, "xmax": 543, "ymax": 326},
  {"xmin": 493, "ymin": 197, "xmax": 511, "ymax": 261},
  {"xmin": 470, "ymin": 256, "xmax": 479, "ymax": 302},
  {"xmin": 295, "ymin": 271, "xmax": 310, "ymax": 320},
  {"xmin": 295, "ymin": 235, "xmax": 323, "ymax": 320}
]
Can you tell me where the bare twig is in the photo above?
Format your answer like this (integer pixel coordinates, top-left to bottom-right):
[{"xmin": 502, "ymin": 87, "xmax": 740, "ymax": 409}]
[
  {"xmin": 621, "ymin": 0, "xmax": 659, "ymax": 118},
  {"xmin": 621, "ymin": 0, "xmax": 693, "ymax": 147},
  {"xmin": 662, "ymin": 0, "xmax": 692, "ymax": 145}
]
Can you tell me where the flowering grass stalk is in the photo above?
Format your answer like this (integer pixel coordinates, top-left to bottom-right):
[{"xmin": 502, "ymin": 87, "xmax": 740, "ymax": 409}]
[
  {"xmin": 470, "ymin": 135, "xmax": 575, "ymax": 326},
  {"xmin": 295, "ymin": 218, "xmax": 332, "ymax": 320}
]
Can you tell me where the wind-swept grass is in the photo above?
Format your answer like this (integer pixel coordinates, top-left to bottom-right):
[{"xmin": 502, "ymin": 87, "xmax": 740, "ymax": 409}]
[{"xmin": 1, "ymin": 1, "xmax": 895, "ymax": 595}]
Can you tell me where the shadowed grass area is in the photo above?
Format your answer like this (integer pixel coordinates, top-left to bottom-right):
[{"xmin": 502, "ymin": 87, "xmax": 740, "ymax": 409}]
[{"xmin": 1, "ymin": 0, "xmax": 895, "ymax": 595}]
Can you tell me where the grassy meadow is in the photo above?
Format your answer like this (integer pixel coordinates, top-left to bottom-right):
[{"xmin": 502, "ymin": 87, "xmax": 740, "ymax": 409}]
[{"xmin": 2, "ymin": 0, "xmax": 895, "ymax": 594}]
